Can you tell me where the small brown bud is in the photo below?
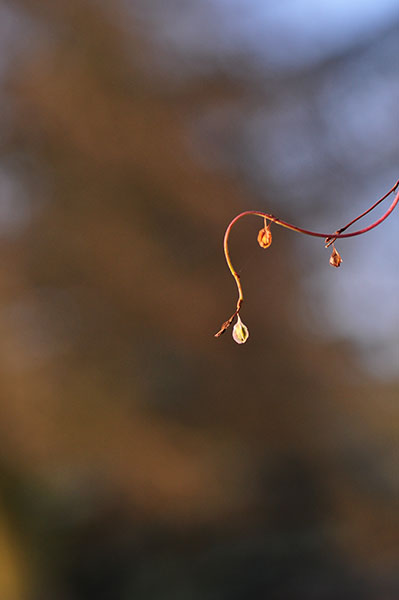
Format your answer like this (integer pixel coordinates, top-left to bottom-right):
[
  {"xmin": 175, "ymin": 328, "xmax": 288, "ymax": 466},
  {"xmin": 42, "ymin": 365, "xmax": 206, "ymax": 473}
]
[
  {"xmin": 329, "ymin": 246, "xmax": 342, "ymax": 268},
  {"xmin": 257, "ymin": 226, "xmax": 272, "ymax": 249}
]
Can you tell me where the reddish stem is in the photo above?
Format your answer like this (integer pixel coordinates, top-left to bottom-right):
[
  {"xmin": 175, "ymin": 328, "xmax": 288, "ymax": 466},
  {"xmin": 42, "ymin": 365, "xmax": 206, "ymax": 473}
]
[
  {"xmin": 230, "ymin": 181, "xmax": 399, "ymax": 241},
  {"xmin": 215, "ymin": 181, "xmax": 399, "ymax": 338}
]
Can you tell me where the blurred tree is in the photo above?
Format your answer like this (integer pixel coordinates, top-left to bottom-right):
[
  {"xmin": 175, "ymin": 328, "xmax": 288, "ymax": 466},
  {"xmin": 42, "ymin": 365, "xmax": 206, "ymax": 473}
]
[{"xmin": 0, "ymin": 1, "xmax": 397, "ymax": 599}]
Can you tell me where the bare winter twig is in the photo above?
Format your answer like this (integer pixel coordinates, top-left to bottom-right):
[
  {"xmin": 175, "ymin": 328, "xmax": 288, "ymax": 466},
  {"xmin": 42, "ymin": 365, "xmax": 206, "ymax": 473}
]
[{"xmin": 215, "ymin": 180, "xmax": 399, "ymax": 342}]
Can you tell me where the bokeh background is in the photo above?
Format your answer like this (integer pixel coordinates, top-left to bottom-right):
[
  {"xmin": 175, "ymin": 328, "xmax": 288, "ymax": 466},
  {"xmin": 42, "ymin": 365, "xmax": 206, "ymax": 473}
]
[{"xmin": 0, "ymin": 1, "xmax": 398, "ymax": 599}]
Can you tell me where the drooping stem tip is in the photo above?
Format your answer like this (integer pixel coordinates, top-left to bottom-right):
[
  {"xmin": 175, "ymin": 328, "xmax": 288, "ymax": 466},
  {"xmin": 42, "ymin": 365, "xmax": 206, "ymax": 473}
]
[{"xmin": 215, "ymin": 180, "xmax": 399, "ymax": 341}]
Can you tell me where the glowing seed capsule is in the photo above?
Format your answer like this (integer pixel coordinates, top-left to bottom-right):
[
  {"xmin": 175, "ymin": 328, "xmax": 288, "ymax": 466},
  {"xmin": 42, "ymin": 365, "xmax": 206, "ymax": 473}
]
[
  {"xmin": 257, "ymin": 226, "xmax": 272, "ymax": 249},
  {"xmin": 329, "ymin": 246, "xmax": 343, "ymax": 268},
  {"xmin": 232, "ymin": 314, "xmax": 249, "ymax": 344}
]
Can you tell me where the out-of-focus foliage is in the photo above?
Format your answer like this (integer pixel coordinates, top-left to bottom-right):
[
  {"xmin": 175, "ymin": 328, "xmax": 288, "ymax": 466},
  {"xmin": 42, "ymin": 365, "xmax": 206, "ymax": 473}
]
[{"xmin": 0, "ymin": 1, "xmax": 397, "ymax": 599}]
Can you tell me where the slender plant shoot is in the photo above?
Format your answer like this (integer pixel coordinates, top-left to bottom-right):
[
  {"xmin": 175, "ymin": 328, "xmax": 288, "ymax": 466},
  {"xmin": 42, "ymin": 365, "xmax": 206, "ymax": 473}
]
[{"xmin": 215, "ymin": 180, "xmax": 399, "ymax": 343}]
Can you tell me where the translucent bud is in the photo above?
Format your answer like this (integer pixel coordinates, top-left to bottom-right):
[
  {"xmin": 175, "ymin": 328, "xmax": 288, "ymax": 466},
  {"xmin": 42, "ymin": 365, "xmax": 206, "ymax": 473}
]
[
  {"xmin": 329, "ymin": 246, "xmax": 342, "ymax": 268},
  {"xmin": 232, "ymin": 314, "xmax": 249, "ymax": 344},
  {"xmin": 257, "ymin": 226, "xmax": 272, "ymax": 249}
]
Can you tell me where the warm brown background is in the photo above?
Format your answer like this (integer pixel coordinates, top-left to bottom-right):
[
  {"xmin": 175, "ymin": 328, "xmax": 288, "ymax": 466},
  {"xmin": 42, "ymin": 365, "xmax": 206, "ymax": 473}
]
[{"xmin": 0, "ymin": 1, "xmax": 398, "ymax": 599}]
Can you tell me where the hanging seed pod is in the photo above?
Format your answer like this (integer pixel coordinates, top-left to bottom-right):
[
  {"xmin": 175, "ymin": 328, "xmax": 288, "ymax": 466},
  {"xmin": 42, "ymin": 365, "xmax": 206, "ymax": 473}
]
[
  {"xmin": 257, "ymin": 221, "xmax": 272, "ymax": 249},
  {"xmin": 232, "ymin": 314, "xmax": 249, "ymax": 344},
  {"xmin": 329, "ymin": 246, "xmax": 342, "ymax": 268}
]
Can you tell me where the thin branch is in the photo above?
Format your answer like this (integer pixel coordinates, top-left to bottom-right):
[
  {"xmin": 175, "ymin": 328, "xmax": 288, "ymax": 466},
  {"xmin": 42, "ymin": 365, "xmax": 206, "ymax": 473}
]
[
  {"xmin": 215, "ymin": 181, "xmax": 399, "ymax": 340},
  {"xmin": 325, "ymin": 179, "xmax": 399, "ymax": 246}
]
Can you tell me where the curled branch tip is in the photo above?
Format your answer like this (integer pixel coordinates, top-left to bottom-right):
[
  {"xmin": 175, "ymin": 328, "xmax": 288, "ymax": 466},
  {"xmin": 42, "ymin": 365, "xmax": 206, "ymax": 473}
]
[{"xmin": 215, "ymin": 180, "xmax": 399, "ymax": 343}]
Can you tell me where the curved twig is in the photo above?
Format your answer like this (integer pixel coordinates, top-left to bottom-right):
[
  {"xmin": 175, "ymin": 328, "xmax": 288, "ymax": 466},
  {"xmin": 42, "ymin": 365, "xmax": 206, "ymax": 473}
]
[{"xmin": 215, "ymin": 180, "xmax": 399, "ymax": 339}]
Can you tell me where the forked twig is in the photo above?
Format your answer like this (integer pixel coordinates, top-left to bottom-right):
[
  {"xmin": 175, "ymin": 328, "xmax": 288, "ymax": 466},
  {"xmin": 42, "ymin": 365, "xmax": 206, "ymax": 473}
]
[{"xmin": 215, "ymin": 180, "xmax": 399, "ymax": 342}]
